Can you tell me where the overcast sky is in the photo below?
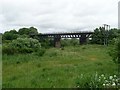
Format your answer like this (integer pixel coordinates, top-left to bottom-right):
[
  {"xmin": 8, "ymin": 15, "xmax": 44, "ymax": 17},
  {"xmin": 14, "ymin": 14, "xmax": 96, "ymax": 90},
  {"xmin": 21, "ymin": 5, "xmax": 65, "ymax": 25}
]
[{"xmin": 0, "ymin": 0, "xmax": 119, "ymax": 33}]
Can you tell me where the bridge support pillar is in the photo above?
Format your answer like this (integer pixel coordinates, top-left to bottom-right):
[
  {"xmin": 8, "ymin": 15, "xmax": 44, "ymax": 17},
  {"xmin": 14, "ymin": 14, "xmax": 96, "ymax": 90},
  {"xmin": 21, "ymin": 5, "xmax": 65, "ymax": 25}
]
[
  {"xmin": 79, "ymin": 34, "xmax": 87, "ymax": 45},
  {"xmin": 54, "ymin": 36, "xmax": 61, "ymax": 48}
]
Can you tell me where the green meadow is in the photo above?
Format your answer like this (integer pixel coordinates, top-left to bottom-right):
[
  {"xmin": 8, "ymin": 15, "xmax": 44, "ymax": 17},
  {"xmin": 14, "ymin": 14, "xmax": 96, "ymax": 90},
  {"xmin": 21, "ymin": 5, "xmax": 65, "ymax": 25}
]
[
  {"xmin": 0, "ymin": 45, "xmax": 2, "ymax": 89},
  {"xmin": 2, "ymin": 45, "xmax": 118, "ymax": 88}
]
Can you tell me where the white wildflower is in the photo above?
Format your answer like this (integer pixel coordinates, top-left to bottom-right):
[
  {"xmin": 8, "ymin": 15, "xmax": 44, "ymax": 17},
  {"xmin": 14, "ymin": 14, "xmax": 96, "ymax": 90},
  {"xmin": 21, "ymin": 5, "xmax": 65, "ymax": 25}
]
[
  {"xmin": 112, "ymin": 79, "xmax": 115, "ymax": 81},
  {"xmin": 109, "ymin": 76, "xmax": 113, "ymax": 80},
  {"xmin": 106, "ymin": 84, "xmax": 109, "ymax": 86},
  {"xmin": 112, "ymin": 82, "xmax": 116, "ymax": 86},
  {"xmin": 105, "ymin": 80, "xmax": 108, "ymax": 83},
  {"xmin": 115, "ymin": 79, "xmax": 118, "ymax": 82},
  {"xmin": 101, "ymin": 74, "xmax": 104, "ymax": 77},
  {"xmin": 103, "ymin": 84, "xmax": 105, "ymax": 86},
  {"xmin": 98, "ymin": 79, "xmax": 101, "ymax": 82},
  {"xmin": 104, "ymin": 77, "xmax": 106, "ymax": 79},
  {"xmin": 114, "ymin": 75, "xmax": 117, "ymax": 78}
]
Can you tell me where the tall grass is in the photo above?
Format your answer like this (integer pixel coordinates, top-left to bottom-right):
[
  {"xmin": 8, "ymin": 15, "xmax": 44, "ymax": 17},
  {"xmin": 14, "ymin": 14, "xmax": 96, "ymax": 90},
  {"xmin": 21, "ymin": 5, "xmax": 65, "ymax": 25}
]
[
  {"xmin": 0, "ymin": 44, "xmax": 2, "ymax": 89},
  {"xmin": 2, "ymin": 45, "xmax": 118, "ymax": 88}
]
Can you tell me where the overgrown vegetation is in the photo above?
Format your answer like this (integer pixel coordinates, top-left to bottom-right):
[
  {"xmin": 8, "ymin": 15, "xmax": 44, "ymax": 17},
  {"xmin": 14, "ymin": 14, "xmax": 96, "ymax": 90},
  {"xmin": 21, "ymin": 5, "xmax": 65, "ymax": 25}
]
[
  {"xmin": 3, "ymin": 38, "xmax": 43, "ymax": 55},
  {"xmin": 61, "ymin": 38, "xmax": 79, "ymax": 47},
  {"xmin": 2, "ymin": 27, "xmax": 45, "ymax": 56},
  {"xmin": 109, "ymin": 37, "xmax": 120, "ymax": 63},
  {"xmin": 91, "ymin": 27, "xmax": 120, "ymax": 45},
  {"xmin": 2, "ymin": 45, "xmax": 118, "ymax": 88},
  {"xmin": 2, "ymin": 26, "xmax": 120, "ymax": 88}
]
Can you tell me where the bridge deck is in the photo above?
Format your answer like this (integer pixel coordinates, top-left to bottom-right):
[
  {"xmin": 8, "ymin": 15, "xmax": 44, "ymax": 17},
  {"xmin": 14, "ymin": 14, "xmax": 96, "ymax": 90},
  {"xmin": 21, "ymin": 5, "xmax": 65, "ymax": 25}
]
[{"xmin": 39, "ymin": 31, "xmax": 94, "ymax": 36}]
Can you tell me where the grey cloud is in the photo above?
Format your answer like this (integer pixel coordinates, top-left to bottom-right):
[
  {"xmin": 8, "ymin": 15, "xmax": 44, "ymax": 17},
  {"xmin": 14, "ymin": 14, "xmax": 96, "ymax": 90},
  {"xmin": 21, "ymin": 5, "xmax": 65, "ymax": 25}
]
[{"xmin": 0, "ymin": 0, "xmax": 119, "ymax": 33}]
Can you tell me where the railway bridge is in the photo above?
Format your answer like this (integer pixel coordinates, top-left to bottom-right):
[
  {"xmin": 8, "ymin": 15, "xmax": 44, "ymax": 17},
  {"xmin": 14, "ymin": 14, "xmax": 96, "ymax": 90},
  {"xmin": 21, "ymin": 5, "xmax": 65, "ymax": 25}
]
[{"xmin": 31, "ymin": 31, "xmax": 94, "ymax": 48}]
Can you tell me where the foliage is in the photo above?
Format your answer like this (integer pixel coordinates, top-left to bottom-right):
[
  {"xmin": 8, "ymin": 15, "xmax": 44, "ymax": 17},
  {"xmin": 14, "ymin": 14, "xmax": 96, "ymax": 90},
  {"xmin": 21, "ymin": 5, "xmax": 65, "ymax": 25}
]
[
  {"xmin": 61, "ymin": 38, "xmax": 79, "ymax": 47},
  {"xmin": 61, "ymin": 39, "xmax": 70, "ymax": 47},
  {"xmin": 91, "ymin": 27, "xmax": 107, "ymax": 45},
  {"xmin": 45, "ymin": 50, "xmax": 58, "ymax": 57},
  {"xmin": 34, "ymin": 48, "xmax": 46, "ymax": 56},
  {"xmin": 2, "ymin": 45, "xmax": 118, "ymax": 88},
  {"xmin": 70, "ymin": 38, "xmax": 79, "ymax": 46},
  {"xmin": 109, "ymin": 37, "xmax": 120, "ymax": 63},
  {"xmin": 18, "ymin": 27, "xmax": 38, "ymax": 35},
  {"xmin": 2, "ymin": 38, "xmax": 42, "ymax": 55},
  {"xmin": 91, "ymin": 28, "xmax": 120, "ymax": 45},
  {"xmin": 75, "ymin": 73, "xmax": 119, "ymax": 88},
  {"xmin": 2, "ymin": 44, "xmax": 17, "ymax": 55},
  {"xmin": 0, "ymin": 33, "xmax": 2, "ymax": 44},
  {"xmin": 2, "ymin": 27, "xmax": 46, "ymax": 56},
  {"xmin": 2, "ymin": 30, "xmax": 18, "ymax": 41},
  {"xmin": 39, "ymin": 38, "xmax": 53, "ymax": 48}
]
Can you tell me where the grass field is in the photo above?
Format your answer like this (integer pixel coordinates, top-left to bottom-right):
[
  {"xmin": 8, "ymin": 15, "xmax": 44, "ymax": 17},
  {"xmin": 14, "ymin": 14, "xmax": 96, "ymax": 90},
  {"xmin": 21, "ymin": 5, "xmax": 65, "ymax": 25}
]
[
  {"xmin": 2, "ymin": 45, "xmax": 118, "ymax": 88},
  {"xmin": 0, "ymin": 45, "xmax": 2, "ymax": 89}
]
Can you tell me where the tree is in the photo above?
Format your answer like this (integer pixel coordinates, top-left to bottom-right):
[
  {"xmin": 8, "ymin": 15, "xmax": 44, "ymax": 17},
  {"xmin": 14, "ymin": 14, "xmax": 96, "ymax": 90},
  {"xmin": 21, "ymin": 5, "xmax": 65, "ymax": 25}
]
[
  {"xmin": 2, "ymin": 30, "xmax": 18, "ymax": 41},
  {"xmin": 18, "ymin": 28, "xmax": 30, "ymax": 35},
  {"xmin": 29, "ymin": 27, "xmax": 38, "ymax": 35},
  {"xmin": 18, "ymin": 27, "xmax": 38, "ymax": 36},
  {"xmin": 91, "ymin": 27, "xmax": 120, "ymax": 45},
  {"xmin": 108, "ymin": 28, "xmax": 120, "ymax": 44},
  {"xmin": 91, "ymin": 27, "xmax": 106, "ymax": 45},
  {"xmin": 9, "ymin": 29, "xmax": 18, "ymax": 34},
  {"xmin": 91, "ymin": 28, "xmax": 100, "ymax": 44}
]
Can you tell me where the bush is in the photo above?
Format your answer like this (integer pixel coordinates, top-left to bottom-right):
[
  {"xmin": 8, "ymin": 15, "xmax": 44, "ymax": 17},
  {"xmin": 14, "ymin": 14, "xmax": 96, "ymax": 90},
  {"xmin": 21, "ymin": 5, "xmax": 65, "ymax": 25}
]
[
  {"xmin": 70, "ymin": 38, "xmax": 79, "ymax": 46},
  {"xmin": 2, "ymin": 31, "xmax": 18, "ymax": 41},
  {"xmin": 2, "ymin": 38, "xmax": 42, "ymax": 55},
  {"xmin": 35, "ymin": 48, "xmax": 46, "ymax": 56},
  {"xmin": 61, "ymin": 39, "xmax": 79, "ymax": 47},
  {"xmin": 48, "ymin": 51, "xmax": 58, "ymax": 57},
  {"xmin": 109, "ymin": 37, "xmax": 120, "ymax": 63},
  {"xmin": 2, "ymin": 44, "xmax": 17, "ymax": 55}
]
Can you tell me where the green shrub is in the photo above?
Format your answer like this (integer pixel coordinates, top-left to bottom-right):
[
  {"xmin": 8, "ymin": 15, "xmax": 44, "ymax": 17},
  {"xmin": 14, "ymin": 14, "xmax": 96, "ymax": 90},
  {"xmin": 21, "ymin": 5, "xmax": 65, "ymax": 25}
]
[
  {"xmin": 2, "ymin": 38, "xmax": 42, "ymax": 55},
  {"xmin": 35, "ymin": 48, "xmax": 46, "ymax": 56},
  {"xmin": 109, "ymin": 37, "xmax": 120, "ymax": 63},
  {"xmin": 61, "ymin": 39, "xmax": 79, "ymax": 47},
  {"xmin": 70, "ymin": 38, "xmax": 79, "ymax": 46},
  {"xmin": 2, "ymin": 44, "xmax": 17, "ymax": 55},
  {"xmin": 48, "ymin": 51, "xmax": 57, "ymax": 57}
]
